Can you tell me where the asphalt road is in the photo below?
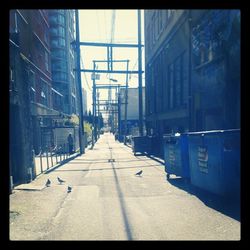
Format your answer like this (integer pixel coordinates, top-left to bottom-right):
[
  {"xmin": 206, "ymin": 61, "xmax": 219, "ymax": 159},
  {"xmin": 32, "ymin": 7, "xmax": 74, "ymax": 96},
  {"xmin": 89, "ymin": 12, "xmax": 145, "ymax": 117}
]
[{"xmin": 9, "ymin": 133, "xmax": 240, "ymax": 240}]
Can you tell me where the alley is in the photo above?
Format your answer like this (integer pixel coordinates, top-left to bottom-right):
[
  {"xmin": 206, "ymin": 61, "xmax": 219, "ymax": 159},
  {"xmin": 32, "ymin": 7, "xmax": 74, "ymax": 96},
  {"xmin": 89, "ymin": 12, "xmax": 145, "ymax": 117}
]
[{"xmin": 9, "ymin": 133, "xmax": 240, "ymax": 240}]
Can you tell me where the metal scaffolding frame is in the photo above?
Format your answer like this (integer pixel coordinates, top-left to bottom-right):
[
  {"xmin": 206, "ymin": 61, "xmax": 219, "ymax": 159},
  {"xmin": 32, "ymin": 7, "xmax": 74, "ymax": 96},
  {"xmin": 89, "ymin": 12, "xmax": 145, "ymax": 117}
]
[{"xmin": 74, "ymin": 10, "xmax": 144, "ymax": 148}]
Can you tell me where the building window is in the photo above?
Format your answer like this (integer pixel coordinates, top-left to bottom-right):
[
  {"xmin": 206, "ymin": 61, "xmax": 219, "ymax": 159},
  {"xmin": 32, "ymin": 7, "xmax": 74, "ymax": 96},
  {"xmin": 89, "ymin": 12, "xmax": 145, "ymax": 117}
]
[
  {"xmin": 174, "ymin": 56, "xmax": 182, "ymax": 107},
  {"xmin": 52, "ymin": 88, "xmax": 63, "ymax": 111},
  {"xmin": 155, "ymin": 11, "xmax": 159, "ymax": 39},
  {"xmin": 29, "ymin": 71, "xmax": 36, "ymax": 102},
  {"xmin": 152, "ymin": 13, "xmax": 155, "ymax": 45},
  {"xmin": 52, "ymin": 60, "xmax": 67, "ymax": 72},
  {"xmin": 44, "ymin": 29, "xmax": 49, "ymax": 46},
  {"xmin": 55, "ymin": 10, "xmax": 64, "ymax": 15},
  {"xmin": 146, "ymin": 25, "xmax": 151, "ymax": 50},
  {"xmin": 40, "ymin": 78, "xmax": 49, "ymax": 107},
  {"xmin": 71, "ymin": 96, "xmax": 76, "ymax": 113},
  {"xmin": 182, "ymin": 52, "xmax": 188, "ymax": 106},
  {"xmin": 58, "ymin": 14, "xmax": 65, "ymax": 25},
  {"xmin": 49, "ymin": 13, "xmax": 65, "ymax": 26},
  {"xmin": 53, "ymin": 72, "xmax": 67, "ymax": 81},
  {"xmin": 51, "ymin": 38, "xmax": 58, "ymax": 47},
  {"xmin": 51, "ymin": 37, "xmax": 65, "ymax": 48},
  {"xmin": 166, "ymin": 10, "xmax": 174, "ymax": 25},
  {"xmin": 159, "ymin": 10, "xmax": 163, "ymax": 33},
  {"xmin": 10, "ymin": 67, "xmax": 15, "ymax": 82},
  {"xmin": 65, "ymin": 94, "xmax": 69, "ymax": 104},
  {"xmin": 165, "ymin": 52, "xmax": 188, "ymax": 110},
  {"xmin": 9, "ymin": 66, "xmax": 17, "ymax": 92},
  {"xmin": 50, "ymin": 27, "xmax": 57, "ymax": 36},
  {"xmin": 51, "ymin": 49, "xmax": 66, "ymax": 59},
  {"xmin": 58, "ymin": 26, "xmax": 65, "ymax": 36},
  {"xmin": 45, "ymin": 51, "xmax": 49, "ymax": 71},
  {"xmin": 168, "ymin": 63, "xmax": 174, "ymax": 109},
  {"xmin": 72, "ymin": 83, "xmax": 76, "ymax": 95},
  {"xmin": 59, "ymin": 37, "xmax": 65, "ymax": 47},
  {"xmin": 153, "ymin": 13, "xmax": 157, "ymax": 44},
  {"xmin": 49, "ymin": 15, "xmax": 57, "ymax": 24}
]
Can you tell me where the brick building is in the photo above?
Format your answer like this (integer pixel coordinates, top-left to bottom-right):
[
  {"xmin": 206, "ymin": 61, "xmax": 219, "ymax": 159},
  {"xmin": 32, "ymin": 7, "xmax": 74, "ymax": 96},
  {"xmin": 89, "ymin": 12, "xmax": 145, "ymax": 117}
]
[{"xmin": 9, "ymin": 10, "xmax": 63, "ymax": 186}]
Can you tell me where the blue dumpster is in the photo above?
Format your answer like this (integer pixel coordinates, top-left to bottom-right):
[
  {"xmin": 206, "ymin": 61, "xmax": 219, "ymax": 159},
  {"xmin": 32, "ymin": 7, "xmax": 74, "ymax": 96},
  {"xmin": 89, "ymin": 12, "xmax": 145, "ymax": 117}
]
[
  {"xmin": 188, "ymin": 129, "xmax": 240, "ymax": 197},
  {"xmin": 118, "ymin": 135, "xmax": 124, "ymax": 143},
  {"xmin": 132, "ymin": 136, "xmax": 151, "ymax": 155},
  {"xmin": 163, "ymin": 133, "xmax": 190, "ymax": 180},
  {"xmin": 148, "ymin": 136, "xmax": 164, "ymax": 159}
]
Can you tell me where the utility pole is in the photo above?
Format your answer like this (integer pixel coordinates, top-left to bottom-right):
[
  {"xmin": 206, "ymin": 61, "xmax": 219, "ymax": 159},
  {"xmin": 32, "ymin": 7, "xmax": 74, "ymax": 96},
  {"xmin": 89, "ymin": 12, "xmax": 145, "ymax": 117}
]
[
  {"xmin": 91, "ymin": 61, "xmax": 96, "ymax": 148},
  {"xmin": 77, "ymin": 41, "xmax": 144, "ymax": 138},
  {"xmin": 138, "ymin": 9, "xmax": 143, "ymax": 136},
  {"xmin": 118, "ymin": 88, "xmax": 121, "ymax": 140},
  {"xmin": 124, "ymin": 60, "xmax": 129, "ymax": 142},
  {"xmin": 97, "ymin": 91, "xmax": 100, "ymax": 138},
  {"xmin": 75, "ymin": 10, "xmax": 85, "ymax": 154}
]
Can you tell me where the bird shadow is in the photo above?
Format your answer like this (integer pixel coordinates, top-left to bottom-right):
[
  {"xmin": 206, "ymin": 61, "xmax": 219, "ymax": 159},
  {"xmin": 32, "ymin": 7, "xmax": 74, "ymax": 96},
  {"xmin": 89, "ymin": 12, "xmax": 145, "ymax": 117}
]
[{"xmin": 167, "ymin": 177, "xmax": 240, "ymax": 222}]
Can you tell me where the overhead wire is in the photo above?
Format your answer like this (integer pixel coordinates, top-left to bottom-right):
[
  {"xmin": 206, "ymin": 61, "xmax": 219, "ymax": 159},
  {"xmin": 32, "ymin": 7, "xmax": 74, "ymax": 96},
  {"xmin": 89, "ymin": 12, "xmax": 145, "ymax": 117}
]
[
  {"xmin": 129, "ymin": 46, "xmax": 145, "ymax": 80},
  {"xmin": 80, "ymin": 53, "xmax": 92, "ymax": 92},
  {"xmin": 103, "ymin": 10, "xmax": 108, "ymax": 43},
  {"xmin": 96, "ymin": 10, "xmax": 102, "ymax": 42}
]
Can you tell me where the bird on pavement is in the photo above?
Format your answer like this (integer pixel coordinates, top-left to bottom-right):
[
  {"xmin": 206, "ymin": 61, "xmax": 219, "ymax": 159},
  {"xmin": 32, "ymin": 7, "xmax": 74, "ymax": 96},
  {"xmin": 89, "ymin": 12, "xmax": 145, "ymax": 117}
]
[
  {"xmin": 57, "ymin": 177, "xmax": 65, "ymax": 184},
  {"xmin": 45, "ymin": 179, "xmax": 51, "ymax": 187},
  {"xmin": 135, "ymin": 170, "xmax": 143, "ymax": 176},
  {"xmin": 67, "ymin": 186, "xmax": 72, "ymax": 193}
]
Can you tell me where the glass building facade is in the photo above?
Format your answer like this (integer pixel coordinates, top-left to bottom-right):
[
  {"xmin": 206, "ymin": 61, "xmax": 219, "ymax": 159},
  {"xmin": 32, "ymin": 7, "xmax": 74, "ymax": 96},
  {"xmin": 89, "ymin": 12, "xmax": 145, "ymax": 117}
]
[{"xmin": 49, "ymin": 10, "xmax": 78, "ymax": 115}]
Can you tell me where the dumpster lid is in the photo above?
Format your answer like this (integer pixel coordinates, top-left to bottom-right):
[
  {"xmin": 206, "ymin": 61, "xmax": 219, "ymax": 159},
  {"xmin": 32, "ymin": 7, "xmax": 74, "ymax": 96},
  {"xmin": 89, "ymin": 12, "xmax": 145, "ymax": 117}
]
[
  {"xmin": 163, "ymin": 132, "xmax": 188, "ymax": 138},
  {"xmin": 132, "ymin": 135, "xmax": 147, "ymax": 139},
  {"xmin": 187, "ymin": 128, "xmax": 240, "ymax": 135}
]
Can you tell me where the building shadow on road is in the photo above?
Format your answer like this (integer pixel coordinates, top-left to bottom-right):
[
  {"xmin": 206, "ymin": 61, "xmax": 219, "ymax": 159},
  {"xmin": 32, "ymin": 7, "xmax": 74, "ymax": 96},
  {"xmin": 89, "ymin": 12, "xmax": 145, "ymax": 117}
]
[{"xmin": 167, "ymin": 177, "xmax": 240, "ymax": 222}]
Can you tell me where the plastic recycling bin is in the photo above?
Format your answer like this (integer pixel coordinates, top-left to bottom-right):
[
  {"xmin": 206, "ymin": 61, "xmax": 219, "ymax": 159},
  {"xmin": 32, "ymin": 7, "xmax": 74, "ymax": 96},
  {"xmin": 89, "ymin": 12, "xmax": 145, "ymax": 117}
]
[
  {"xmin": 132, "ymin": 136, "xmax": 151, "ymax": 155},
  {"xmin": 163, "ymin": 133, "xmax": 190, "ymax": 180},
  {"xmin": 188, "ymin": 129, "xmax": 240, "ymax": 197}
]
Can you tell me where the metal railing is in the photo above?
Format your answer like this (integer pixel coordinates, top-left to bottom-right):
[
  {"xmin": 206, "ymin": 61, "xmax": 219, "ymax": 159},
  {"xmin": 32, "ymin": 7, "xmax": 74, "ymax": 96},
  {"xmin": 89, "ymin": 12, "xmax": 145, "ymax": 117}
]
[{"xmin": 33, "ymin": 143, "xmax": 76, "ymax": 177}]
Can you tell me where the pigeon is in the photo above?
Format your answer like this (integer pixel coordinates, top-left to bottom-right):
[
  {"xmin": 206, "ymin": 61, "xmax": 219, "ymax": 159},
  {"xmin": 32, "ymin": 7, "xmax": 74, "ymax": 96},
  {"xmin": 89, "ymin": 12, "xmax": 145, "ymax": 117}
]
[
  {"xmin": 57, "ymin": 177, "xmax": 65, "ymax": 184},
  {"xmin": 135, "ymin": 170, "xmax": 143, "ymax": 176},
  {"xmin": 67, "ymin": 186, "xmax": 72, "ymax": 193},
  {"xmin": 45, "ymin": 179, "xmax": 51, "ymax": 187}
]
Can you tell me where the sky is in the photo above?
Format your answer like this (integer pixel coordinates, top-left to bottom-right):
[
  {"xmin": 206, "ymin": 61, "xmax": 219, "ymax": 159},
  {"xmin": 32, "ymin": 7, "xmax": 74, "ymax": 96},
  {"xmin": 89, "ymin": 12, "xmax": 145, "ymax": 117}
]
[{"xmin": 78, "ymin": 10, "xmax": 145, "ymax": 112}]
